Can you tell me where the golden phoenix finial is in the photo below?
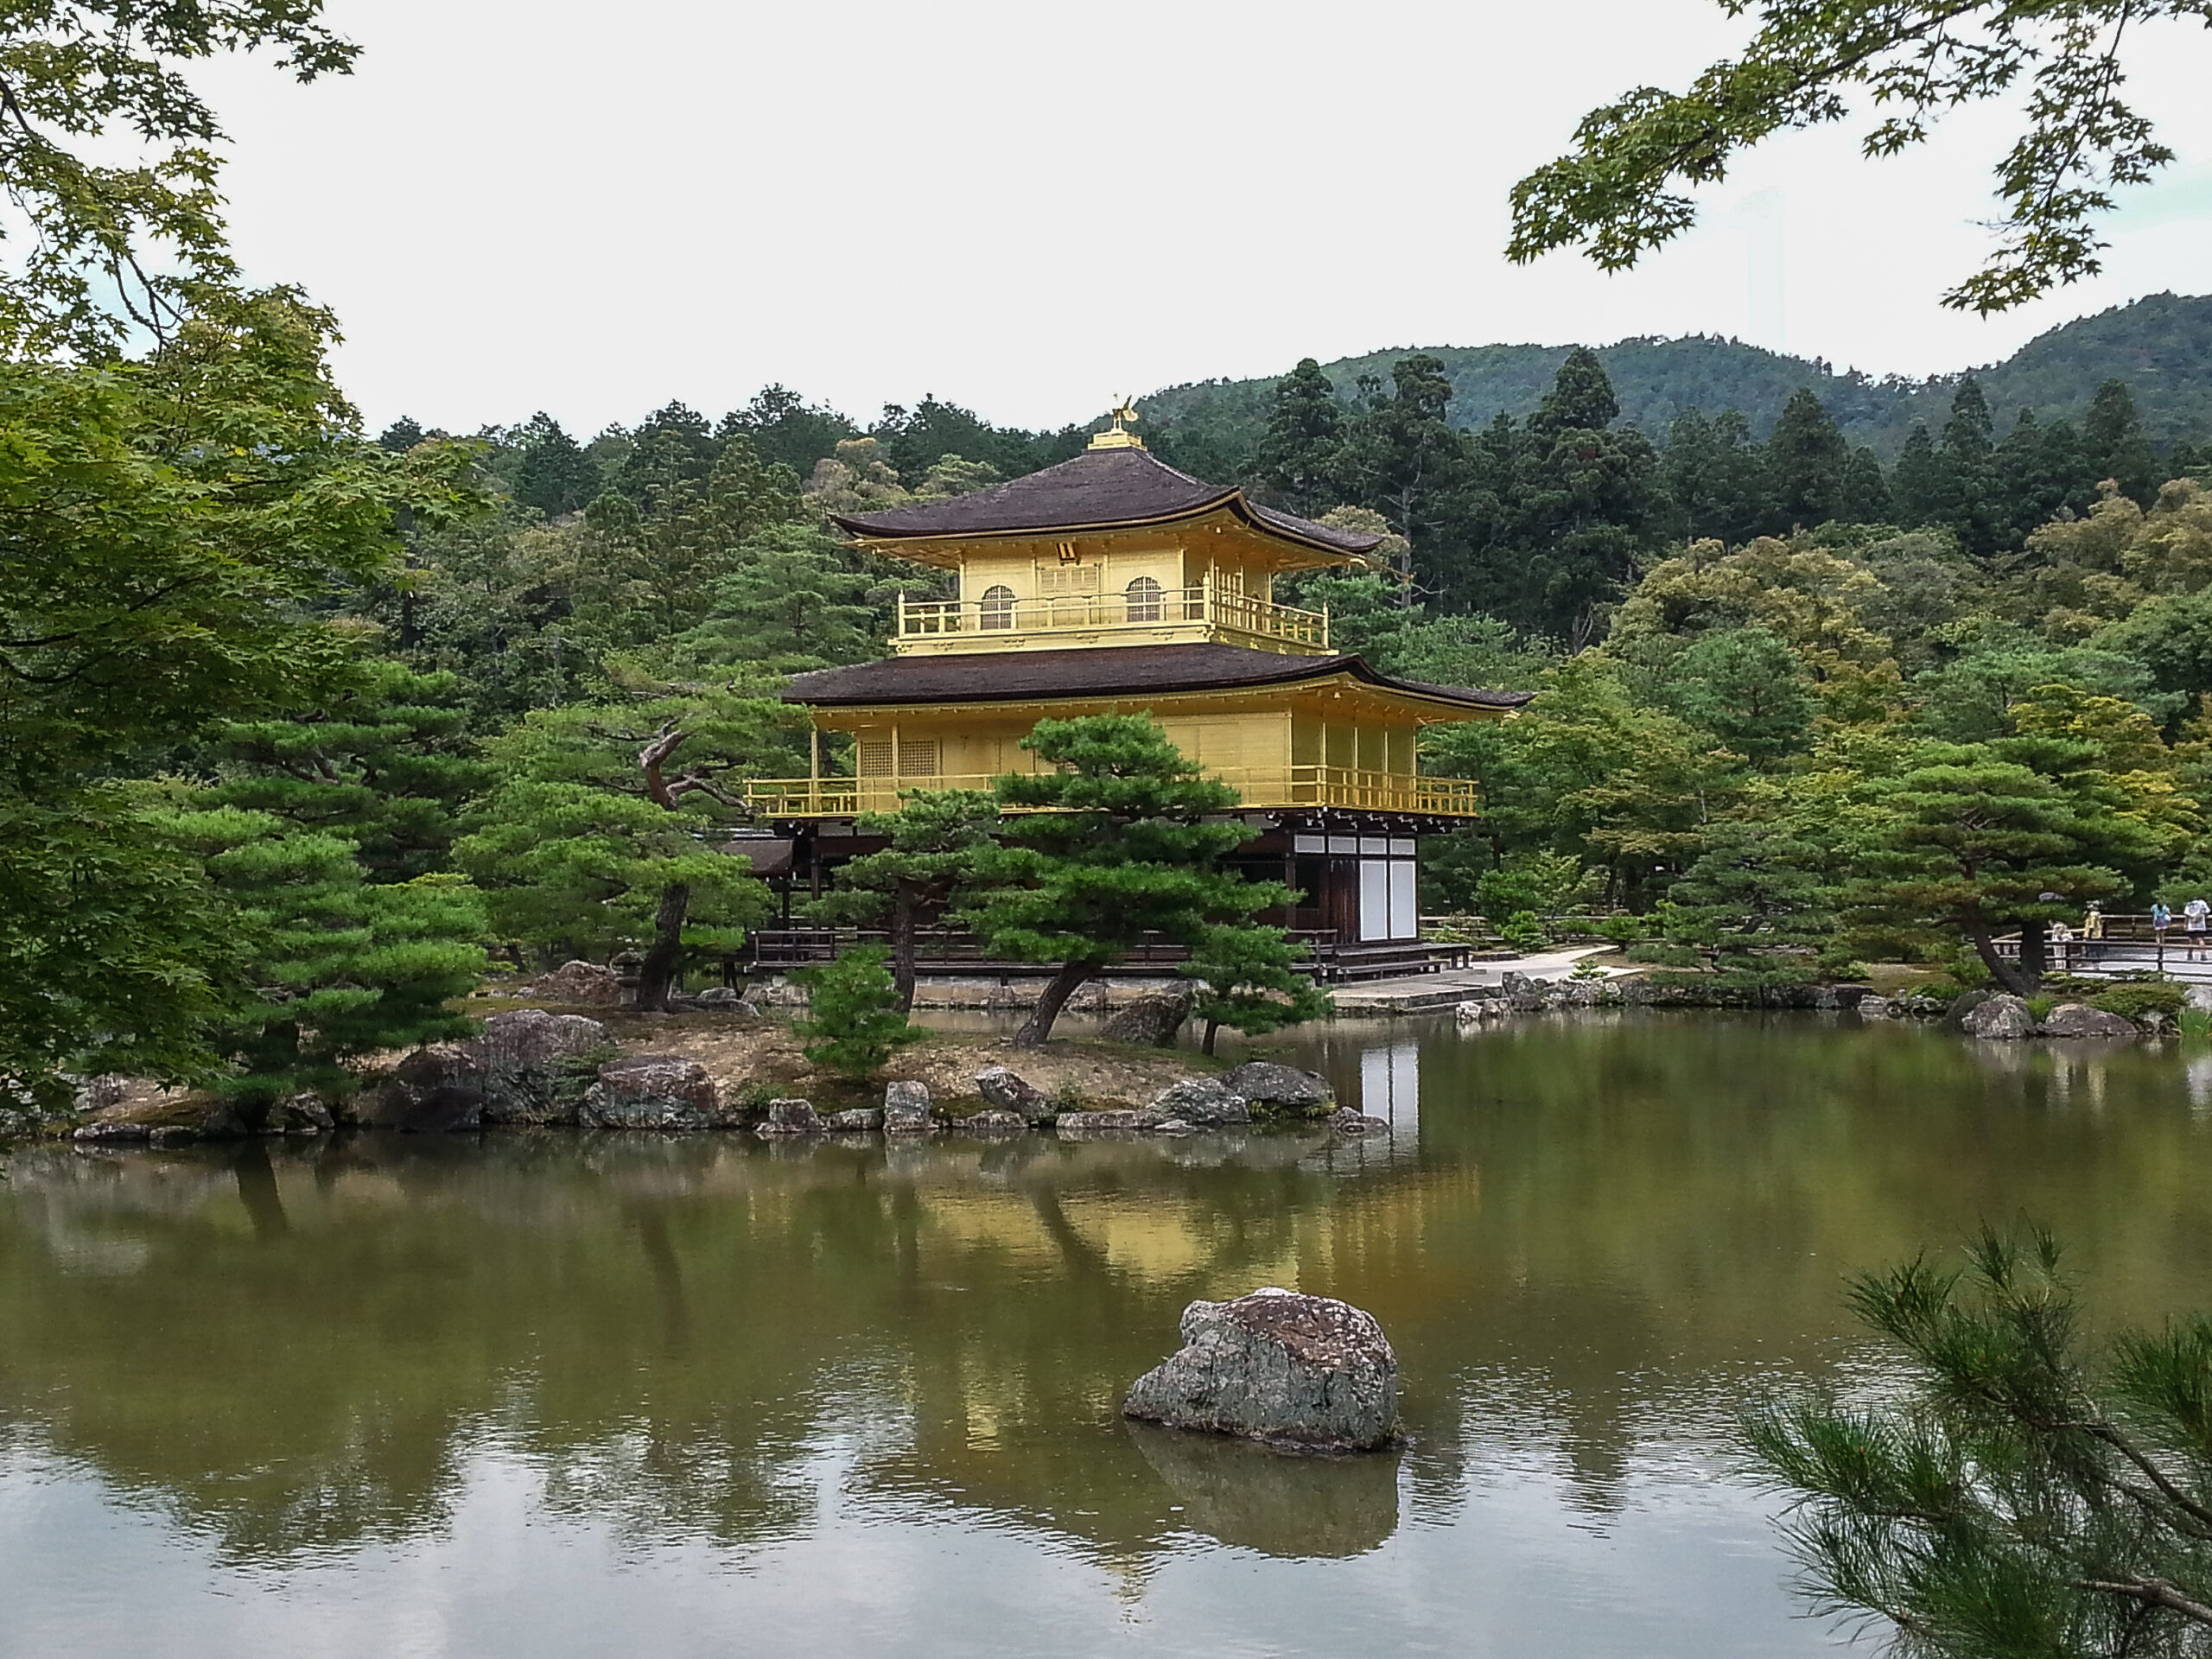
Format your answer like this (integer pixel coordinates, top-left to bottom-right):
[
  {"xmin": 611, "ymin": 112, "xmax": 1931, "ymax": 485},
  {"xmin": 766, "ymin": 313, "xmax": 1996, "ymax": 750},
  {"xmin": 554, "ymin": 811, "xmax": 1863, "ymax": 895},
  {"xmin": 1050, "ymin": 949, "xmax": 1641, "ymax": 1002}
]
[{"xmin": 1089, "ymin": 394, "xmax": 1146, "ymax": 450}]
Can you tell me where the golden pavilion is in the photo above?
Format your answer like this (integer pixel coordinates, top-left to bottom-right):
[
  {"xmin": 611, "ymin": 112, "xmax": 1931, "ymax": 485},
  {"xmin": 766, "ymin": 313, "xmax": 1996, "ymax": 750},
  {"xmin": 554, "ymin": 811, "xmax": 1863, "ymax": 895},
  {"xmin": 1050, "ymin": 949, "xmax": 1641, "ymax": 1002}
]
[{"xmin": 742, "ymin": 408, "xmax": 1531, "ymax": 968}]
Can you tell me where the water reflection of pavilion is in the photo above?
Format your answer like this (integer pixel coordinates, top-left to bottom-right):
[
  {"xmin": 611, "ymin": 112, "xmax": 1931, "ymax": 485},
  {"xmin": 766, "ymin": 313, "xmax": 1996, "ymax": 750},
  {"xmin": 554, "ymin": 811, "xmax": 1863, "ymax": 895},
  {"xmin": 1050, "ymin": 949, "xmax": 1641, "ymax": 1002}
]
[{"xmin": 11, "ymin": 1015, "xmax": 2211, "ymax": 1630}]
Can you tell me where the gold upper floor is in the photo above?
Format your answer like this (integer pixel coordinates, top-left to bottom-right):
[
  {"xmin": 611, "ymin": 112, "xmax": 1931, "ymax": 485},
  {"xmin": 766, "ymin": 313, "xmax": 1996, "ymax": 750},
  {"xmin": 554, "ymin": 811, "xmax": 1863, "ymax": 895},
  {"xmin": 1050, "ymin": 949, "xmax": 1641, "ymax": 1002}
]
[{"xmin": 879, "ymin": 511, "xmax": 1342, "ymax": 658}]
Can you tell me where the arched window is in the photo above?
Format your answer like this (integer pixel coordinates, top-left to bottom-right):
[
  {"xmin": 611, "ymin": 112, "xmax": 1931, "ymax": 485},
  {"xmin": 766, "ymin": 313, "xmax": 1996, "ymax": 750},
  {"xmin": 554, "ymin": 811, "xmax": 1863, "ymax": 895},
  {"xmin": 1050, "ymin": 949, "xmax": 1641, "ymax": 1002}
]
[
  {"xmin": 979, "ymin": 584, "xmax": 1015, "ymax": 630},
  {"xmin": 1124, "ymin": 575, "xmax": 1164, "ymax": 623}
]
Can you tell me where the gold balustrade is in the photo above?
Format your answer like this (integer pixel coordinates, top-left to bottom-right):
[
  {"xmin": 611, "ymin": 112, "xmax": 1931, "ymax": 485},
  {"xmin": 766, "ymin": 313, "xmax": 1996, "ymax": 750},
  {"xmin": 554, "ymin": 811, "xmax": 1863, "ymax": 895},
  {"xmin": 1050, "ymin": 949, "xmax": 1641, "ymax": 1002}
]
[
  {"xmin": 896, "ymin": 586, "xmax": 1329, "ymax": 651},
  {"xmin": 742, "ymin": 766, "xmax": 1478, "ymax": 819}
]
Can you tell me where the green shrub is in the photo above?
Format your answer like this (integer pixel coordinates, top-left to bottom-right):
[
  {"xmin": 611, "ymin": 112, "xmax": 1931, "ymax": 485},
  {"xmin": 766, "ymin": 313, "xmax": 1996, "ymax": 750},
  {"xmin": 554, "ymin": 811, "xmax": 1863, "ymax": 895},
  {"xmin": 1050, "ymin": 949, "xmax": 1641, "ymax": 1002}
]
[
  {"xmin": 1497, "ymin": 911, "xmax": 1549, "ymax": 952},
  {"xmin": 792, "ymin": 946, "xmax": 925, "ymax": 1080},
  {"xmin": 2026, "ymin": 995, "xmax": 2057, "ymax": 1021},
  {"xmin": 2178, "ymin": 1006, "xmax": 2212, "ymax": 1041},
  {"xmin": 2038, "ymin": 974, "xmax": 2103, "ymax": 1001},
  {"xmin": 1592, "ymin": 912, "xmax": 1647, "ymax": 945},
  {"xmin": 2088, "ymin": 981, "xmax": 2188, "ymax": 1021}
]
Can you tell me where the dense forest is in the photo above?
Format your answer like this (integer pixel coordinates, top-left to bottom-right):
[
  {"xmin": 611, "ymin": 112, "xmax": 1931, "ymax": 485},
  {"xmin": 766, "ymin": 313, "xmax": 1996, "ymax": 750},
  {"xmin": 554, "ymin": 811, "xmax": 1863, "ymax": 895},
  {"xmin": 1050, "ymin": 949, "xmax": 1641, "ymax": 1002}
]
[
  {"xmin": 340, "ymin": 311, "xmax": 2212, "ymax": 1002},
  {"xmin": 1141, "ymin": 291, "xmax": 2212, "ymax": 478},
  {"xmin": 16, "ymin": 291, "xmax": 2212, "ymax": 1117}
]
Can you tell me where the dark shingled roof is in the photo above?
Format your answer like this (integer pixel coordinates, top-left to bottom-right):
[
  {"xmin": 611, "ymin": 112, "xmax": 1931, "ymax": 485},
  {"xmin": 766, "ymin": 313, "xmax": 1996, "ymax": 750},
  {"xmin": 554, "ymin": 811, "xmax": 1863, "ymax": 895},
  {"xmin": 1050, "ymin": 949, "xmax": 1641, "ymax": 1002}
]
[
  {"xmin": 829, "ymin": 446, "xmax": 1382, "ymax": 556},
  {"xmin": 782, "ymin": 644, "xmax": 1533, "ymax": 714}
]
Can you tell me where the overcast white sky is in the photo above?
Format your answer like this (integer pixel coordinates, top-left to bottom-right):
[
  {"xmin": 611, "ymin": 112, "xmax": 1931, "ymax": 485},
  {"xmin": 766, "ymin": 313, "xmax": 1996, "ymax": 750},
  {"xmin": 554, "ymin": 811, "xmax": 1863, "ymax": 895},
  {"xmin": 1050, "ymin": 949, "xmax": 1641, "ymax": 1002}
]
[{"xmin": 193, "ymin": 0, "xmax": 2212, "ymax": 436}]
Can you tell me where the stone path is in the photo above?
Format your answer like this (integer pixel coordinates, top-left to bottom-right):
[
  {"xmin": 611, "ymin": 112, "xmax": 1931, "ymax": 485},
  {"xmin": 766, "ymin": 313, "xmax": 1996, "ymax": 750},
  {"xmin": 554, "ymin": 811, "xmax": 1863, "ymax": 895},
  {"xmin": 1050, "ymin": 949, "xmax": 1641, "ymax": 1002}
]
[{"xmin": 1329, "ymin": 946, "xmax": 1625, "ymax": 1014}]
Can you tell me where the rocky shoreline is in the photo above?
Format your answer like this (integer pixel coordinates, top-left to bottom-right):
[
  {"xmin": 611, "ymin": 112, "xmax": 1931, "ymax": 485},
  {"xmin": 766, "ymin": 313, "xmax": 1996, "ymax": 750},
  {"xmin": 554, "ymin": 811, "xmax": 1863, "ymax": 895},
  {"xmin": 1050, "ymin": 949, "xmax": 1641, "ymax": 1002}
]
[
  {"xmin": 1454, "ymin": 973, "xmax": 2164, "ymax": 1039},
  {"xmin": 49, "ymin": 1006, "xmax": 1368, "ymax": 1149},
  {"xmin": 23, "ymin": 962, "xmax": 2187, "ymax": 1150}
]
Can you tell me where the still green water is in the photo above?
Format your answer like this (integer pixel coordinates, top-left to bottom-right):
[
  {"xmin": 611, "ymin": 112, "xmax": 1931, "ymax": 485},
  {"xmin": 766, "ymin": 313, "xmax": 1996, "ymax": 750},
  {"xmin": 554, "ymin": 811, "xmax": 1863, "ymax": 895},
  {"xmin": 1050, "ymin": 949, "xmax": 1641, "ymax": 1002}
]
[{"xmin": 3, "ymin": 1012, "xmax": 2209, "ymax": 1659}]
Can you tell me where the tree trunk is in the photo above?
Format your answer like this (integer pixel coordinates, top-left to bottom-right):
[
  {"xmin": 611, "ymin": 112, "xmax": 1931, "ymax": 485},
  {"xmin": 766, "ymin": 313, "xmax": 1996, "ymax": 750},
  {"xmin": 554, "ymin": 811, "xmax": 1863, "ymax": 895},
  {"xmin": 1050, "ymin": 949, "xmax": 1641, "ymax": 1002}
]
[
  {"xmin": 634, "ymin": 881, "xmax": 691, "ymax": 1012},
  {"xmin": 2018, "ymin": 918, "xmax": 2047, "ymax": 988},
  {"xmin": 1014, "ymin": 959, "xmax": 1095, "ymax": 1048},
  {"xmin": 890, "ymin": 887, "xmax": 918, "ymax": 1014},
  {"xmin": 1968, "ymin": 919, "xmax": 2036, "ymax": 996}
]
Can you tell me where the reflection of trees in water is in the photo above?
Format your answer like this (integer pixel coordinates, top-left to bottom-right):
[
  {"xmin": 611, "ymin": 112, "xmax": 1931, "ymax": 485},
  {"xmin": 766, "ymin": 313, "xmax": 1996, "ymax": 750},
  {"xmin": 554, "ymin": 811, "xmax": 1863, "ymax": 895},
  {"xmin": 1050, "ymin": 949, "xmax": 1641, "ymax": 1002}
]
[
  {"xmin": 0, "ymin": 1133, "xmax": 1400, "ymax": 1567},
  {"xmin": 5, "ymin": 1022, "xmax": 2211, "ymax": 1567}
]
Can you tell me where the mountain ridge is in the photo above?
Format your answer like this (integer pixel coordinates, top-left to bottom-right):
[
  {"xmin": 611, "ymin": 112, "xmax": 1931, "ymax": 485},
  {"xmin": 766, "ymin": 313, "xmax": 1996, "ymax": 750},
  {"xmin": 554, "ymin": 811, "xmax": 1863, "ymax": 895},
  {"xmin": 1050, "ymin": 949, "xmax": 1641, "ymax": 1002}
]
[{"xmin": 1136, "ymin": 292, "xmax": 2212, "ymax": 478}]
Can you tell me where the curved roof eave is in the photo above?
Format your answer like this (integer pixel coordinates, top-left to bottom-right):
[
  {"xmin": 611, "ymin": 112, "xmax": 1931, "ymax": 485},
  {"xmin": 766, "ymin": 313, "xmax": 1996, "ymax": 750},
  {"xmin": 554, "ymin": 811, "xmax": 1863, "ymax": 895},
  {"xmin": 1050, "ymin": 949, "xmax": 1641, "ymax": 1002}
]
[{"xmin": 830, "ymin": 494, "xmax": 1380, "ymax": 559}]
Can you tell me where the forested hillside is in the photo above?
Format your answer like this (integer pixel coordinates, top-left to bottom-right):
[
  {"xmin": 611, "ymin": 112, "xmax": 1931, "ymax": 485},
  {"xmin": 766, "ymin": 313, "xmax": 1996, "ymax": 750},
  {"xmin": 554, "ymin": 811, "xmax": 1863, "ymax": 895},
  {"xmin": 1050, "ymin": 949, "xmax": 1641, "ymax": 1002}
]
[
  {"xmin": 20, "ymin": 285, "xmax": 2212, "ymax": 1113},
  {"xmin": 1141, "ymin": 291, "xmax": 2212, "ymax": 474}
]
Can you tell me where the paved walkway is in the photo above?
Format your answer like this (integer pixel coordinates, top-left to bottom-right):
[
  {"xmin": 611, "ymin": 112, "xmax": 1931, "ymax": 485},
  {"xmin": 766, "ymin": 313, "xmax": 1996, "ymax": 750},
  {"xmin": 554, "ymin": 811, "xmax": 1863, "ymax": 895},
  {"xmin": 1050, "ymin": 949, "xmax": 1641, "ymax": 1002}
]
[{"xmin": 1330, "ymin": 945, "xmax": 1624, "ymax": 1014}]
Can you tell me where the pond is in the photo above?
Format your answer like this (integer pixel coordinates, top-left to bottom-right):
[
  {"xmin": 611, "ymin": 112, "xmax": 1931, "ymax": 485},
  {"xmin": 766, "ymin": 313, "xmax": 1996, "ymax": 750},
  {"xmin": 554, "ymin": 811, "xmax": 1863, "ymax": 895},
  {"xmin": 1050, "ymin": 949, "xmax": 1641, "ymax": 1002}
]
[{"xmin": 3, "ymin": 1011, "xmax": 2209, "ymax": 1659}]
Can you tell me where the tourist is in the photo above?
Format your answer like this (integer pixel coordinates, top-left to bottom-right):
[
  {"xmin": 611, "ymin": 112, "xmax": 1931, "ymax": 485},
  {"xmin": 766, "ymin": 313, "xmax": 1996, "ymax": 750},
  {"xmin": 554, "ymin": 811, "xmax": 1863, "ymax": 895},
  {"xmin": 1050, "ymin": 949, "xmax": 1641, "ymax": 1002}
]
[
  {"xmin": 2049, "ymin": 919, "xmax": 2074, "ymax": 974},
  {"xmin": 2188, "ymin": 896, "xmax": 2212, "ymax": 958},
  {"xmin": 2081, "ymin": 902, "xmax": 2105, "ymax": 966},
  {"xmin": 2152, "ymin": 900, "xmax": 2172, "ymax": 950}
]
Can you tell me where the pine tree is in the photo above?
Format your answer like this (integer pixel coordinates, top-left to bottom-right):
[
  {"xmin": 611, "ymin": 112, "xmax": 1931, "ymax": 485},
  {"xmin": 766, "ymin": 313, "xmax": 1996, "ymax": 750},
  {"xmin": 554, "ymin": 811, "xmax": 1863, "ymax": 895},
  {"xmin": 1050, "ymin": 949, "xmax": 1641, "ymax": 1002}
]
[
  {"xmin": 194, "ymin": 656, "xmax": 490, "ymax": 882},
  {"xmin": 674, "ymin": 524, "xmax": 878, "ymax": 673},
  {"xmin": 1181, "ymin": 925, "xmax": 1330, "ymax": 1056},
  {"xmin": 1767, "ymin": 388, "xmax": 1849, "ymax": 527},
  {"xmin": 1939, "ymin": 377, "xmax": 2004, "ymax": 554},
  {"xmin": 149, "ymin": 800, "xmax": 486, "ymax": 1122},
  {"xmin": 454, "ymin": 693, "xmax": 792, "ymax": 1010},
  {"xmin": 1660, "ymin": 627, "xmax": 1815, "ymax": 763},
  {"xmin": 1638, "ymin": 819, "xmax": 1837, "ymax": 986},
  {"xmin": 963, "ymin": 715, "xmax": 1298, "ymax": 1047},
  {"xmin": 1493, "ymin": 351, "xmax": 1662, "ymax": 640},
  {"xmin": 1839, "ymin": 445, "xmax": 1893, "ymax": 522},
  {"xmin": 1530, "ymin": 347, "xmax": 1619, "ymax": 433},
  {"xmin": 1336, "ymin": 353, "xmax": 1471, "ymax": 582},
  {"xmin": 615, "ymin": 401, "xmax": 720, "ymax": 510},
  {"xmin": 2038, "ymin": 416, "xmax": 2100, "ymax": 517},
  {"xmin": 1662, "ymin": 409, "xmax": 1776, "ymax": 543},
  {"xmin": 810, "ymin": 789, "xmax": 998, "ymax": 1010},
  {"xmin": 512, "ymin": 413, "xmax": 601, "ymax": 518},
  {"xmin": 792, "ymin": 946, "xmax": 925, "ymax": 1080},
  {"xmin": 720, "ymin": 384, "xmax": 858, "ymax": 478},
  {"xmin": 1891, "ymin": 423, "xmax": 1947, "ymax": 526},
  {"xmin": 2085, "ymin": 377, "xmax": 2159, "ymax": 505},
  {"xmin": 1993, "ymin": 408, "xmax": 2068, "ymax": 549},
  {"xmin": 1252, "ymin": 357, "xmax": 1344, "ymax": 515},
  {"xmin": 1749, "ymin": 1226, "xmax": 2212, "ymax": 1659},
  {"xmin": 1842, "ymin": 736, "xmax": 2165, "ymax": 992},
  {"xmin": 1942, "ymin": 377, "xmax": 1996, "ymax": 465},
  {"xmin": 376, "ymin": 416, "xmax": 426, "ymax": 453}
]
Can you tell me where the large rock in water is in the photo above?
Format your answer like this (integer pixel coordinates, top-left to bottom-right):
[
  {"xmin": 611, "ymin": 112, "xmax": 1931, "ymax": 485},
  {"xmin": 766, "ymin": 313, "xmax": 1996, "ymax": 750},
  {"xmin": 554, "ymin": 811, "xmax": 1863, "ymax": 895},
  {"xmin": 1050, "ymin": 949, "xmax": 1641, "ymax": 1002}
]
[
  {"xmin": 1147, "ymin": 1077, "xmax": 1249, "ymax": 1126},
  {"xmin": 1222, "ymin": 1061, "xmax": 1334, "ymax": 1117},
  {"xmin": 371, "ymin": 1045, "xmax": 486, "ymax": 1132},
  {"xmin": 975, "ymin": 1066, "xmax": 1052, "ymax": 1122},
  {"xmin": 580, "ymin": 1055, "xmax": 726, "ymax": 1128},
  {"xmin": 1099, "ymin": 989, "xmax": 1193, "ymax": 1046},
  {"xmin": 474, "ymin": 1008, "xmax": 611, "ymax": 1123},
  {"xmin": 755, "ymin": 1097, "xmax": 823, "ymax": 1136},
  {"xmin": 882, "ymin": 1079, "xmax": 934, "ymax": 1134},
  {"xmin": 2041, "ymin": 1002, "xmax": 2139, "ymax": 1039},
  {"xmin": 1122, "ymin": 1288, "xmax": 1398, "ymax": 1451},
  {"xmin": 1944, "ymin": 989, "xmax": 1996, "ymax": 1029},
  {"xmin": 1961, "ymin": 994, "xmax": 2037, "ymax": 1039}
]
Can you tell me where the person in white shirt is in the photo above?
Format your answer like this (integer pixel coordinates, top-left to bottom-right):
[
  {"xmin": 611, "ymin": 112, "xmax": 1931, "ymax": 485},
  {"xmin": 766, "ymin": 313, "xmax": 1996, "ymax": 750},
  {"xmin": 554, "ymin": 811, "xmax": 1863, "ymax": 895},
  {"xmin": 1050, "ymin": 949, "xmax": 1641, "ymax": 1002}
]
[{"xmin": 2186, "ymin": 897, "xmax": 2212, "ymax": 957}]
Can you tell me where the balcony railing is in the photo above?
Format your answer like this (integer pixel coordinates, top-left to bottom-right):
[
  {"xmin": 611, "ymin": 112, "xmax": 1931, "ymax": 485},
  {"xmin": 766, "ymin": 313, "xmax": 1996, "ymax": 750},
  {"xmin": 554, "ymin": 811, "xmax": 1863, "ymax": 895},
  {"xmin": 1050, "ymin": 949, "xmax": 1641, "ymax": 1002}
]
[
  {"xmin": 896, "ymin": 585, "xmax": 1329, "ymax": 650},
  {"xmin": 743, "ymin": 766, "xmax": 1479, "ymax": 819}
]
